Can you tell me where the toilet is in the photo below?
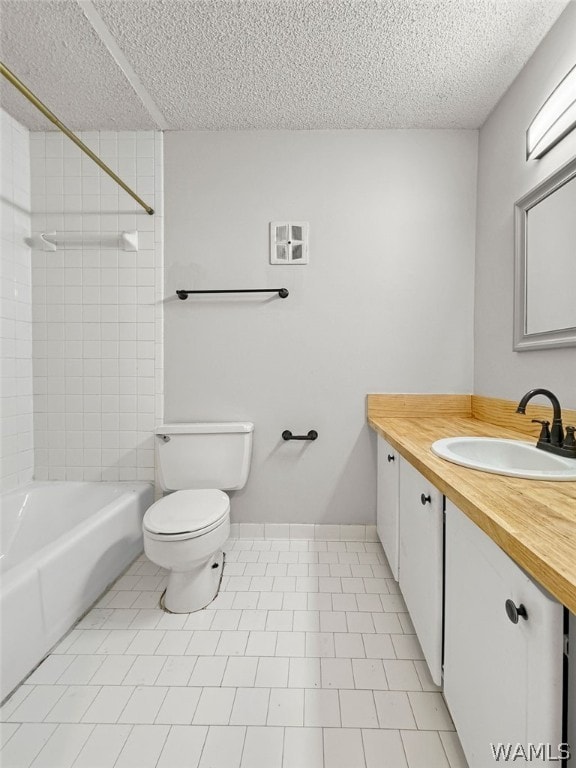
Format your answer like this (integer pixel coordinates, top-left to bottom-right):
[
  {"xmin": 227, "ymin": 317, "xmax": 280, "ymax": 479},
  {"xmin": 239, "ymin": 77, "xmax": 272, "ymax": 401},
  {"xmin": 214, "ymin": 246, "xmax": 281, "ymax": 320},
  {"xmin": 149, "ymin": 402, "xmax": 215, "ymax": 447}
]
[{"xmin": 143, "ymin": 421, "xmax": 253, "ymax": 613}]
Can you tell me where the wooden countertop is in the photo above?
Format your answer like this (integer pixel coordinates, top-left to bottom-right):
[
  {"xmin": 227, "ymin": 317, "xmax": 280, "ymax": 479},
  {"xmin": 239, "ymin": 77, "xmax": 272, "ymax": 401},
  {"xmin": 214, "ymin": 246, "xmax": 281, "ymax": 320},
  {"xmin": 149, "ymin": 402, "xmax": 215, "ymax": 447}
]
[{"xmin": 367, "ymin": 395, "xmax": 576, "ymax": 614}]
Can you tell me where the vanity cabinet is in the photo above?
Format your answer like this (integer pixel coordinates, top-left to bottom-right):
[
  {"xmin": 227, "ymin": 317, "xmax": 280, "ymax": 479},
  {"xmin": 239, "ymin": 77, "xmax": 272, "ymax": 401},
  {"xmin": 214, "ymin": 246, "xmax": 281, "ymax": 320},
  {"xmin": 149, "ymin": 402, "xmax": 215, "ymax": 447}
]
[
  {"xmin": 444, "ymin": 500, "xmax": 564, "ymax": 768},
  {"xmin": 398, "ymin": 459, "xmax": 444, "ymax": 685},
  {"xmin": 376, "ymin": 436, "xmax": 400, "ymax": 580}
]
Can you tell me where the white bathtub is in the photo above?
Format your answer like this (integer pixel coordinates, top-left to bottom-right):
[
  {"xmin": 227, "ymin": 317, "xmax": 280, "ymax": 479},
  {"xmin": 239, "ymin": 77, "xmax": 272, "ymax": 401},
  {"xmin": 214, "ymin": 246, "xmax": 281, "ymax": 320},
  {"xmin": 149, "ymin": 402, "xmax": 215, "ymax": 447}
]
[{"xmin": 0, "ymin": 481, "xmax": 153, "ymax": 700}]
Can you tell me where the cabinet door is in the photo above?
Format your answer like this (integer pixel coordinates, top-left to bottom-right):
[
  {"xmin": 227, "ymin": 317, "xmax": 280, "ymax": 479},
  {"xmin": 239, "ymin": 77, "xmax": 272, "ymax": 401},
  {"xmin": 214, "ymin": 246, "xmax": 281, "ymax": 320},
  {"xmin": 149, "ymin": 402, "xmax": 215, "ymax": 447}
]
[
  {"xmin": 444, "ymin": 501, "xmax": 564, "ymax": 768},
  {"xmin": 398, "ymin": 459, "xmax": 444, "ymax": 685},
  {"xmin": 376, "ymin": 436, "xmax": 400, "ymax": 580}
]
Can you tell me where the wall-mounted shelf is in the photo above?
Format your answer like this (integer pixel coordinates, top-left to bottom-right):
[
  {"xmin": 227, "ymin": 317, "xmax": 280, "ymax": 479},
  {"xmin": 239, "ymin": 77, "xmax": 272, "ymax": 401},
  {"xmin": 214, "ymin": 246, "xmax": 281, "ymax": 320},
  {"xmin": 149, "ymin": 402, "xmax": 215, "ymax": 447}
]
[
  {"xmin": 28, "ymin": 231, "xmax": 138, "ymax": 252},
  {"xmin": 176, "ymin": 288, "xmax": 289, "ymax": 300}
]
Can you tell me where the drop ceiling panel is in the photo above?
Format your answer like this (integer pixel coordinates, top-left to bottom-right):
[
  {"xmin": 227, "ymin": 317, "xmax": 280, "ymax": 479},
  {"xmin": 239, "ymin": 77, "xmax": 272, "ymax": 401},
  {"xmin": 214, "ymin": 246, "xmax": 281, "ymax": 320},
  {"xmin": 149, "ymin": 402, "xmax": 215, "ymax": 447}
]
[{"xmin": 0, "ymin": 0, "xmax": 156, "ymax": 130}]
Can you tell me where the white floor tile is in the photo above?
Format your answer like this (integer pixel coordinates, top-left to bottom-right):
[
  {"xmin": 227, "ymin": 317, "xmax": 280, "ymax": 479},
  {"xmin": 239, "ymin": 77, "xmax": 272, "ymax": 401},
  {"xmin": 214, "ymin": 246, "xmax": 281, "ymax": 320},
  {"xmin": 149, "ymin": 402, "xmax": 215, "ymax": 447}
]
[
  {"xmin": 304, "ymin": 689, "xmax": 340, "ymax": 727},
  {"xmin": 0, "ymin": 685, "xmax": 33, "ymax": 720},
  {"xmin": 294, "ymin": 611, "xmax": 320, "ymax": 632},
  {"xmin": 125, "ymin": 630, "xmax": 165, "ymax": 655},
  {"xmin": 230, "ymin": 688, "xmax": 270, "ymax": 726},
  {"xmin": 30, "ymin": 723, "xmax": 93, "ymax": 768},
  {"xmin": 72, "ymin": 723, "xmax": 132, "ymax": 768},
  {"xmin": 275, "ymin": 631, "xmax": 306, "ymax": 657},
  {"xmin": 408, "ymin": 692, "xmax": 454, "ymax": 730},
  {"xmin": 439, "ymin": 731, "xmax": 469, "ymax": 768},
  {"xmin": 186, "ymin": 631, "xmax": 221, "ymax": 656},
  {"xmin": 155, "ymin": 656, "xmax": 197, "ymax": 686},
  {"xmin": 372, "ymin": 613, "xmax": 403, "ymax": 634},
  {"xmin": 198, "ymin": 725, "xmax": 246, "ymax": 768},
  {"xmin": 156, "ymin": 725, "xmax": 207, "ymax": 768},
  {"xmin": 95, "ymin": 630, "xmax": 138, "ymax": 655},
  {"xmin": 339, "ymin": 690, "xmax": 378, "ymax": 728},
  {"xmin": 266, "ymin": 611, "xmax": 294, "ymax": 632},
  {"xmin": 321, "ymin": 658, "xmax": 354, "ymax": 689},
  {"xmin": 323, "ymin": 727, "xmax": 366, "ymax": 768},
  {"xmin": 320, "ymin": 611, "xmax": 347, "ymax": 633},
  {"xmin": 189, "ymin": 657, "xmax": 228, "ymax": 687},
  {"xmin": 238, "ymin": 610, "xmax": 267, "ymax": 631},
  {"xmin": 363, "ymin": 633, "xmax": 395, "ymax": 659},
  {"xmin": 0, "ymin": 723, "xmax": 56, "ymax": 768},
  {"xmin": 88, "ymin": 655, "xmax": 136, "ymax": 685},
  {"xmin": 81, "ymin": 687, "xmax": 134, "ymax": 724},
  {"xmin": 267, "ymin": 688, "xmax": 304, "ymax": 726},
  {"xmin": 155, "ymin": 630, "xmax": 193, "ymax": 655},
  {"xmin": 211, "ymin": 610, "xmax": 242, "ymax": 631},
  {"xmin": 391, "ymin": 634, "xmax": 424, "ymax": 660},
  {"xmin": 193, "ymin": 688, "xmax": 236, "ymax": 725},
  {"xmin": 123, "ymin": 655, "xmax": 165, "ymax": 685},
  {"xmin": 346, "ymin": 612, "xmax": 375, "ymax": 634},
  {"xmin": 183, "ymin": 611, "xmax": 215, "ymax": 631},
  {"xmin": 215, "ymin": 630, "xmax": 249, "ymax": 656},
  {"xmin": 259, "ymin": 593, "xmax": 284, "ymax": 610},
  {"xmin": 374, "ymin": 691, "xmax": 417, "ymax": 730},
  {"xmin": 245, "ymin": 631, "xmax": 277, "ymax": 656},
  {"xmin": 114, "ymin": 724, "xmax": 170, "ymax": 768},
  {"xmin": 241, "ymin": 726, "xmax": 283, "ymax": 768},
  {"xmin": 362, "ymin": 728, "xmax": 408, "ymax": 768},
  {"xmin": 401, "ymin": 730, "xmax": 451, "ymax": 768},
  {"xmin": 0, "ymin": 723, "xmax": 20, "ymax": 747},
  {"xmin": 8, "ymin": 686, "xmax": 66, "ymax": 722},
  {"xmin": 155, "ymin": 688, "xmax": 202, "ymax": 725},
  {"xmin": 333, "ymin": 632, "xmax": 364, "ymax": 658},
  {"xmin": 27, "ymin": 656, "xmax": 75, "ymax": 685},
  {"xmin": 352, "ymin": 659, "xmax": 388, "ymax": 690},
  {"xmin": 383, "ymin": 660, "xmax": 422, "ymax": 691},
  {"xmin": 44, "ymin": 687, "xmax": 100, "ymax": 723},
  {"xmin": 356, "ymin": 594, "xmax": 383, "ymax": 612},
  {"xmin": 305, "ymin": 632, "xmax": 335, "ymax": 658},
  {"xmin": 289, "ymin": 658, "xmax": 321, "ymax": 689},
  {"xmin": 255, "ymin": 658, "xmax": 289, "ymax": 687},
  {"xmin": 58, "ymin": 657, "xmax": 105, "ymax": 685},
  {"xmin": 118, "ymin": 686, "xmax": 168, "ymax": 724},
  {"xmin": 222, "ymin": 657, "xmax": 258, "ymax": 688},
  {"xmin": 283, "ymin": 727, "xmax": 323, "ymax": 768}
]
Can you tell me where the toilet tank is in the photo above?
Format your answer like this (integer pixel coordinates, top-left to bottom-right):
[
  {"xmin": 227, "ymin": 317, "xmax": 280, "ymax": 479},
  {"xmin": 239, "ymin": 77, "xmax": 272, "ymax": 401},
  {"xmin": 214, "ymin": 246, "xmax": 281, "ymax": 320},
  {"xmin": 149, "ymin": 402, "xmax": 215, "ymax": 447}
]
[{"xmin": 155, "ymin": 422, "xmax": 254, "ymax": 492}]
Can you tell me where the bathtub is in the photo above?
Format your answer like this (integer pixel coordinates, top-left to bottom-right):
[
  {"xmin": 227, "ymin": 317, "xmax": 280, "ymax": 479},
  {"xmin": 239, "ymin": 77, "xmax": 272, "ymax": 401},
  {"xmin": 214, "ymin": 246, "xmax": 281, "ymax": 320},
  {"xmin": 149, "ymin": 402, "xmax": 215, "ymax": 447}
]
[{"xmin": 0, "ymin": 481, "xmax": 153, "ymax": 700}]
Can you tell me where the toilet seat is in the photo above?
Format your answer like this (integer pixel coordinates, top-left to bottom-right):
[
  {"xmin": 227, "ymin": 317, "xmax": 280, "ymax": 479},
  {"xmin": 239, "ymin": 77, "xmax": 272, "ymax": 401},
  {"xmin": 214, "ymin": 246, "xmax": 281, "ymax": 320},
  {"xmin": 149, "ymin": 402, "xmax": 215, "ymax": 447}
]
[{"xmin": 143, "ymin": 489, "xmax": 230, "ymax": 541}]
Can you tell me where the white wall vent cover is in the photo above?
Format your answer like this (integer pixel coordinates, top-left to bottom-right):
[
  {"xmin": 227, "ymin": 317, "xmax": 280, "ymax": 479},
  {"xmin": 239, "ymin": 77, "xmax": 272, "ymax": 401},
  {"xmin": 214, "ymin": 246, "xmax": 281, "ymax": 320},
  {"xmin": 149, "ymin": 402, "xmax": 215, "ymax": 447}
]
[{"xmin": 270, "ymin": 222, "xmax": 309, "ymax": 264}]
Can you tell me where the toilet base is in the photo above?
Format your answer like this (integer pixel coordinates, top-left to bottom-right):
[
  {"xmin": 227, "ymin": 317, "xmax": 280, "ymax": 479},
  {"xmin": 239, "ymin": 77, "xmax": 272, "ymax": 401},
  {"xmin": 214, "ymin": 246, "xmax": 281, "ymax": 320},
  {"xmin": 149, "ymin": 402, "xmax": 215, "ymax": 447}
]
[{"xmin": 163, "ymin": 550, "xmax": 224, "ymax": 613}]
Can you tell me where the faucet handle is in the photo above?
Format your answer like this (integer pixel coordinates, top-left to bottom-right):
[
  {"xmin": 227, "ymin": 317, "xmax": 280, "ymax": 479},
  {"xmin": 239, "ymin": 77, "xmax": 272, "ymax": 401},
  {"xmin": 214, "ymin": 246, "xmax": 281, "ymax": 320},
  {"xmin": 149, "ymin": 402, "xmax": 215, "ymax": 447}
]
[
  {"xmin": 565, "ymin": 426, "xmax": 576, "ymax": 448},
  {"xmin": 531, "ymin": 419, "xmax": 551, "ymax": 443}
]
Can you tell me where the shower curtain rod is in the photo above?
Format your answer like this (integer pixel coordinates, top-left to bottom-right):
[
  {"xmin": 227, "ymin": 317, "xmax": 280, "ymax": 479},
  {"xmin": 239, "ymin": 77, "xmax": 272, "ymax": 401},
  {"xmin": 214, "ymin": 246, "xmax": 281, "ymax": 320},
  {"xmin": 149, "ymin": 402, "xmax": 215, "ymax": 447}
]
[{"xmin": 0, "ymin": 62, "xmax": 154, "ymax": 215}]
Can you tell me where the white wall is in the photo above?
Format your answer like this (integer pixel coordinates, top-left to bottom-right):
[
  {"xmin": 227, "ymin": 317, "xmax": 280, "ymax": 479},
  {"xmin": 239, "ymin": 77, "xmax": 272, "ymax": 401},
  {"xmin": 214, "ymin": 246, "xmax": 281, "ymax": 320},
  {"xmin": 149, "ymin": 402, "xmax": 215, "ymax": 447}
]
[
  {"xmin": 165, "ymin": 130, "xmax": 477, "ymax": 523},
  {"xmin": 30, "ymin": 130, "xmax": 164, "ymax": 481},
  {"xmin": 475, "ymin": 1, "xmax": 576, "ymax": 408},
  {"xmin": 0, "ymin": 109, "xmax": 33, "ymax": 491}
]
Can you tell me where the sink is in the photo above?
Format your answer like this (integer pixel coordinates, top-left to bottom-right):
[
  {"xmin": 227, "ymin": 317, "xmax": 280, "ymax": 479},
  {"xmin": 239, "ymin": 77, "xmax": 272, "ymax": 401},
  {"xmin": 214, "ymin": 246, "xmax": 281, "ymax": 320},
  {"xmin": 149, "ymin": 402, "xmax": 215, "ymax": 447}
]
[{"xmin": 431, "ymin": 437, "xmax": 576, "ymax": 481}]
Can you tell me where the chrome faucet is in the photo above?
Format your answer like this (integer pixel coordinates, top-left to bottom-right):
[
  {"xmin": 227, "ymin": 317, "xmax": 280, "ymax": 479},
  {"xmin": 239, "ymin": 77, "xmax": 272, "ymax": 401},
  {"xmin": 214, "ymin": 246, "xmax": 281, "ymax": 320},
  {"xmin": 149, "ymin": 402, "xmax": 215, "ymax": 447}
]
[{"xmin": 516, "ymin": 388, "xmax": 576, "ymax": 458}]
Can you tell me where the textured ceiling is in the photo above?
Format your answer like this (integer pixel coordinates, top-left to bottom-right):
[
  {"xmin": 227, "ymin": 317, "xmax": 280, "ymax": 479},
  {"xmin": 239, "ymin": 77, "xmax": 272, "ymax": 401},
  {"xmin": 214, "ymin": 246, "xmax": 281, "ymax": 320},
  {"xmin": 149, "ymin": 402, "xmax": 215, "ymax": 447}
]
[{"xmin": 0, "ymin": 0, "xmax": 571, "ymax": 131}]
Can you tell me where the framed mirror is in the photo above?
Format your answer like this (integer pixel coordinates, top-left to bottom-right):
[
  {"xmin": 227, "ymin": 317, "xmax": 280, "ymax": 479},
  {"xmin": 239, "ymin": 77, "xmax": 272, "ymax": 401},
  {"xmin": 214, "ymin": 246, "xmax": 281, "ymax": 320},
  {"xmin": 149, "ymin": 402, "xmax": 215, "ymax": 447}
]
[{"xmin": 514, "ymin": 156, "xmax": 576, "ymax": 351}]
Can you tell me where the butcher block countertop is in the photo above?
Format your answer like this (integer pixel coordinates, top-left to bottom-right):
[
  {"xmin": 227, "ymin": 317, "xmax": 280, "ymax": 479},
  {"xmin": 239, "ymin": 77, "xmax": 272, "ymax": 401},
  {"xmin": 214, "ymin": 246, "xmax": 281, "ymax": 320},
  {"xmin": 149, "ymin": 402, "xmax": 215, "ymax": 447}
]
[{"xmin": 367, "ymin": 394, "xmax": 576, "ymax": 614}]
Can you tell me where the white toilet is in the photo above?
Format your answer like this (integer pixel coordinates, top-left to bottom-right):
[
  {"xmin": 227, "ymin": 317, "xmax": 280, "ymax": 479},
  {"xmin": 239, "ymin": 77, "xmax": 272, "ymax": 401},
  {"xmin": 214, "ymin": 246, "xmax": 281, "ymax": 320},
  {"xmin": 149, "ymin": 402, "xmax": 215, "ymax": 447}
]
[{"xmin": 143, "ymin": 421, "xmax": 253, "ymax": 613}]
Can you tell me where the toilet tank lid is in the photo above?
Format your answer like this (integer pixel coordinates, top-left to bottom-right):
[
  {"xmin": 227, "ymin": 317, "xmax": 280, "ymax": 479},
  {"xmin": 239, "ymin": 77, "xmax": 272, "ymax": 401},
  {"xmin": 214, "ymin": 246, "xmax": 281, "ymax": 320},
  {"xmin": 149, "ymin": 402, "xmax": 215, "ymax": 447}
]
[{"xmin": 156, "ymin": 422, "xmax": 254, "ymax": 435}]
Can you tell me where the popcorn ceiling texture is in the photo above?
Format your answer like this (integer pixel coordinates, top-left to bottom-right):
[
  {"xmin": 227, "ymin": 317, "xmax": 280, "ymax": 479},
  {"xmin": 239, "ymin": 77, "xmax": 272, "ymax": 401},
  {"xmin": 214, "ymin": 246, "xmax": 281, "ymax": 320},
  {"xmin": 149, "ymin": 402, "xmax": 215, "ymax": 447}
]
[
  {"xmin": 1, "ymin": 0, "xmax": 570, "ymax": 131},
  {"xmin": 0, "ymin": 0, "xmax": 156, "ymax": 131}
]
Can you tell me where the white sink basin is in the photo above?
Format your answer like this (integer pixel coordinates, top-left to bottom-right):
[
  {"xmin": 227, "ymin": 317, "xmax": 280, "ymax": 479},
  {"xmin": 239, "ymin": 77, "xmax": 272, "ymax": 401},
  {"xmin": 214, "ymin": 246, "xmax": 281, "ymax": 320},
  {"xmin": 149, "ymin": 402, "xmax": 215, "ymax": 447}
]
[{"xmin": 431, "ymin": 437, "xmax": 576, "ymax": 481}]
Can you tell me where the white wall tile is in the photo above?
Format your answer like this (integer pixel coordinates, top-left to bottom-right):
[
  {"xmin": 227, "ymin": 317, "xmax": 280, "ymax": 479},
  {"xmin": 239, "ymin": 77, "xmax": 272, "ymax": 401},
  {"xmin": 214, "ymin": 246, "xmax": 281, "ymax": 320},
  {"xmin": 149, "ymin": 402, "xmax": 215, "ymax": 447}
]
[
  {"xmin": 28, "ymin": 128, "xmax": 163, "ymax": 482},
  {"xmin": 0, "ymin": 109, "xmax": 33, "ymax": 491}
]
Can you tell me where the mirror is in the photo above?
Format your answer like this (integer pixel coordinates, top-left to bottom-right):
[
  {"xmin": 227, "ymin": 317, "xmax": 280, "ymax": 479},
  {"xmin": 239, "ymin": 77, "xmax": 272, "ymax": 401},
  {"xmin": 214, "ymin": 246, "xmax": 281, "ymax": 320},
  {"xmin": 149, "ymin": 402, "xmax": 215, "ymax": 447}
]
[{"xmin": 514, "ymin": 156, "xmax": 576, "ymax": 351}]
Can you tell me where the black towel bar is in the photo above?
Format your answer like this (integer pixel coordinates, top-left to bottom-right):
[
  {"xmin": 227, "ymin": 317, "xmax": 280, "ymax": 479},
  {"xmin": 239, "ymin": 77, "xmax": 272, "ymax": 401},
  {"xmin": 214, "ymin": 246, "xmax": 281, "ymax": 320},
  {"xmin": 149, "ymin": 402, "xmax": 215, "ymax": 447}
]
[
  {"xmin": 282, "ymin": 430, "xmax": 318, "ymax": 441},
  {"xmin": 177, "ymin": 288, "xmax": 289, "ymax": 300}
]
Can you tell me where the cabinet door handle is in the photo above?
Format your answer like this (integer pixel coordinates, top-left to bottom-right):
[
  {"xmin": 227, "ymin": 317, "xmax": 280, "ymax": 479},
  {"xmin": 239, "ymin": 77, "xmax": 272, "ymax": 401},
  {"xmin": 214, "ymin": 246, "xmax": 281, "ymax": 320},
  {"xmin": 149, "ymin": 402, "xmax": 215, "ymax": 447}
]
[
  {"xmin": 387, "ymin": 454, "xmax": 395, "ymax": 462},
  {"xmin": 505, "ymin": 599, "xmax": 528, "ymax": 624},
  {"xmin": 420, "ymin": 493, "xmax": 431, "ymax": 505}
]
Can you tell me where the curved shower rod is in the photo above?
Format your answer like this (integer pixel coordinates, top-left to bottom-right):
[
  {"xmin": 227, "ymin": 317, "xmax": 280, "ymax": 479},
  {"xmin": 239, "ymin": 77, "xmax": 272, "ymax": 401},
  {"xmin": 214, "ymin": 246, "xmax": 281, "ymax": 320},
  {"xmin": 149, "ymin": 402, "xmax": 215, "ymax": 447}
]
[{"xmin": 0, "ymin": 61, "xmax": 154, "ymax": 216}]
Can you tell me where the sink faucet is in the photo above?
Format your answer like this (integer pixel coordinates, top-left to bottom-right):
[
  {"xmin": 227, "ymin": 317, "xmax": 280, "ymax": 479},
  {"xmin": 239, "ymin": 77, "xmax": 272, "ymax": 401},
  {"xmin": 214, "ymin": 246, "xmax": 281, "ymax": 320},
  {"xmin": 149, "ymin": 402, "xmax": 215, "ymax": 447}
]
[{"xmin": 516, "ymin": 388, "xmax": 576, "ymax": 458}]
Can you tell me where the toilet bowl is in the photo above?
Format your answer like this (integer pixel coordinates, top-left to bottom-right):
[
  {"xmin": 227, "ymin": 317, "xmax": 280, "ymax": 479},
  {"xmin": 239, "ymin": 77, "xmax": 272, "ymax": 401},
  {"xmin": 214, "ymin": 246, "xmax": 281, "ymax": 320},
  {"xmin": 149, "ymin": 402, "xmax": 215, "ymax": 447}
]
[
  {"xmin": 143, "ymin": 422, "xmax": 253, "ymax": 613},
  {"xmin": 143, "ymin": 489, "xmax": 231, "ymax": 613}
]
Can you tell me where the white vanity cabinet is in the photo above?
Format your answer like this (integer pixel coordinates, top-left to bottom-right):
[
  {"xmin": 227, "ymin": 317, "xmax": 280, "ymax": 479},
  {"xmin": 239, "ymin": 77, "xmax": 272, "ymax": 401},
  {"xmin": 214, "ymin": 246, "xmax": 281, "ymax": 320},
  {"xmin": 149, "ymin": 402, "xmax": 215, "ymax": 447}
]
[
  {"xmin": 444, "ymin": 500, "xmax": 564, "ymax": 768},
  {"xmin": 398, "ymin": 459, "xmax": 444, "ymax": 685},
  {"xmin": 376, "ymin": 435, "xmax": 400, "ymax": 580}
]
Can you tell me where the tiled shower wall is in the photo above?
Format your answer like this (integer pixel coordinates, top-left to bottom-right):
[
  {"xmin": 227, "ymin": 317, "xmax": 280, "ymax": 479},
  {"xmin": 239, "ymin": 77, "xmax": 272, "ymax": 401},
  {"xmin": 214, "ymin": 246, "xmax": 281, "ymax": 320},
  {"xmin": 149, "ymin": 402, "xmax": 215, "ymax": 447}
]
[
  {"xmin": 0, "ymin": 109, "xmax": 33, "ymax": 492},
  {"xmin": 30, "ymin": 130, "xmax": 163, "ymax": 482}
]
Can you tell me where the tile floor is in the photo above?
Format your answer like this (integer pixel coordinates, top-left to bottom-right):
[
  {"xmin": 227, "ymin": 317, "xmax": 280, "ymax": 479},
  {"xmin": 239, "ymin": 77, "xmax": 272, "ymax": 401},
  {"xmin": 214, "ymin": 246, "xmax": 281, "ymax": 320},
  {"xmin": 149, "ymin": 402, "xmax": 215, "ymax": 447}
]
[{"xmin": 0, "ymin": 538, "xmax": 468, "ymax": 768}]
